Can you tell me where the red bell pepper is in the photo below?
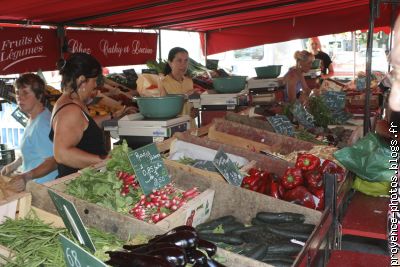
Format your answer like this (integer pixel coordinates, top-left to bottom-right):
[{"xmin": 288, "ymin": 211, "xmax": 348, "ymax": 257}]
[
  {"xmin": 281, "ymin": 167, "xmax": 303, "ymax": 190},
  {"xmin": 268, "ymin": 173, "xmax": 280, "ymax": 198},
  {"xmin": 304, "ymin": 169, "xmax": 323, "ymax": 190},
  {"xmin": 241, "ymin": 168, "xmax": 260, "ymax": 189},
  {"xmin": 295, "ymin": 153, "xmax": 321, "ymax": 171},
  {"xmin": 284, "ymin": 186, "xmax": 316, "ymax": 209},
  {"xmin": 311, "ymin": 188, "xmax": 324, "ymax": 211},
  {"xmin": 320, "ymin": 160, "xmax": 345, "ymax": 182}
]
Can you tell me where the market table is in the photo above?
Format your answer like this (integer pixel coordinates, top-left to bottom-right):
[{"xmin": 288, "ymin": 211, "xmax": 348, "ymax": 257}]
[
  {"xmin": 327, "ymin": 250, "xmax": 390, "ymax": 267},
  {"xmin": 341, "ymin": 191, "xmax": 389, "ymax": 240}
]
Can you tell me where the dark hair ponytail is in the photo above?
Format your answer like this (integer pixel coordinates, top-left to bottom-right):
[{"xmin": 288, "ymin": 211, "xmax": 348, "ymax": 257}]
[
  {"xmin": 163, "ymin": 47, "xmax": 188, "ymax": 75},
  {"xmin": 59, "ymin": 53, "xmax": 102, "ymax": 92}
]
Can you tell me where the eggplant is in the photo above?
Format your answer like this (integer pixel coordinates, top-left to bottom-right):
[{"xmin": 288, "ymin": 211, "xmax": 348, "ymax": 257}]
[
  {"xmin": 186, "ymin": 248, "xmax": 208, "ymax": 265},
  {"xmin": 149, "ymin": 225, "xmax": 197, "ymax": 242},
  {"xmin": 151, "ymin": 230, "xmax": 199, "ymax": 249},
  {"xmin": 193, "ymin": 258, "xmax": 227, "ymax": 267},
  {"xmin": 147, "ymin": 247, "xmax": 187, "ymax": 267},
  {"xmin": 197, "ymin": 239, "xmax": 217, "ymax": 257},
  {"xmin": 123, "ymin": 242, "xmax": 179, "ymax": 253},
  {"xmin": 105, "ymin": 251, "xmax": 173, "ymax": 267}
]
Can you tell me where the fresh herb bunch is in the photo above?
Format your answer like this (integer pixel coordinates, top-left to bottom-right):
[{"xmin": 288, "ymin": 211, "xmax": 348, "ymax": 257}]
[{"xmin": 308, "ymin": 96, "xmax": 334, "ymax": 128}]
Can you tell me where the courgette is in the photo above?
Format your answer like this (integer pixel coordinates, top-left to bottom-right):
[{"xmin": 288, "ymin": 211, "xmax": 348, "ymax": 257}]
[
  {"xmin": 231, "ymin": 225, "xmax": 266, "ymax": 235},
  {"xmin": 251, "ymin": 217, "xmax": 269, "ymax": 226},
  {"xmin": 265, "ymin": 225, "xmax": 310, "ymax": 241},
  {"xmin": 223, "ymin": 221, "xmax": 245, "ymax": 233},
  {"xmin": 243, "ymin": 244, "xmax": 269, "ymax": 260},
  {"xmin": 273, "ymin": 222, "xmax": 315, "ymax": 234},
  {"xmin": 256, "ymin": 212, "xmax": 305, "ymax": 223},
  {"xmin": 198, "ymin": 233, "xmax": 244, "ymax": 245},
  {"xmin": 267, "ymin": 242, "xmax": 303, "ymax": 255},
  {"xmin": 262, "ymin": 259, "xmax": 293, "ymax": 267},
  {"xmin": 196, "ymin": 216, "xmax": 236, "ymax": 230}
]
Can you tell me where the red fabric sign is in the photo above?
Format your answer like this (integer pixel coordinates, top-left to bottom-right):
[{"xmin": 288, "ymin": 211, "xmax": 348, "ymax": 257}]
[
  {"xmin": 0, "ymin": 28, "xmax": 59, "ymax": 75},
  {"xmin": 66, "ymin": 30, "xmax": 157, "ymax": 67}
]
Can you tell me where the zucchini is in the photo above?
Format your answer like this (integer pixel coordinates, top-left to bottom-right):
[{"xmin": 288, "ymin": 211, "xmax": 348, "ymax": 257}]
[
  {"xmin": 243, "ymin": 244, "xmax": 269, "ymax": 260},
  {"xmin": 198, "ymin": 233, "xmax": 244, "ymax": 245},
  {"xmin": 256, "ymin": 212, "xmax": 305, "ymax": 223},
  {"xmin": 223, "ymin": 222, "xmax": 245, "ymax": 233},
  {"xmin": 262, "ymin": 259, "xmax": 293, "ymax": 267},
  {"xmin": 196, "ymin": 216, "xmax": 236, "ymax": 230},
  {"xmin": 251, "ymin": 217, "xmax": 269, "ymax": 226},
  {"xmin": 273, "ymin": 222, "xmax": 315, "ymax": 234},
  {"xmin": 265, "ymin": 225, "xmax": 310, "ymax": 241},
  {"xmin": 267, "ymin": 243, "xmax": 303, "ymax": 255},
  {"xmin": 239, "ymin": 231, "xmax": 288, "ymax": 245},
  {"xmin": 231, "ymin": 225, "xmax": 266, "ymax": 235}
]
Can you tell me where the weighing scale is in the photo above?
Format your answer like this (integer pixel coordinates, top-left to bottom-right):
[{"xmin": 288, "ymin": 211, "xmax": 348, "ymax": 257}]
[
  {"xmin": 198, "ymin": 90, "xmax": 247, "ymax": 126},
  {"xmin": 247, "ymin": 77, "xmax": 285, "ymax": 105},
  {"xmin": 104, "ymin": 113, "xmax": 190, "ymax": 149}
]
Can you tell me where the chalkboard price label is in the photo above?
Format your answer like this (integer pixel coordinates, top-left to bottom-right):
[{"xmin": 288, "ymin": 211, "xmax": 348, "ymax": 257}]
[
  {"xmin": 266, "ymin": 115, "xmax": 294, "ymax": 136},
  {"xmin": 128, "ymin": 143, "xmax": 171, "ymax": 195},
  {"xmin": 322, "ymin": 91, "xmax": 346, "ymax": 111},
  {"xmin": 59, "ymin": 234, "xmax": 106, "ymax": 267},
  {"xmin": 213, "ymin": 148, "xmax": 244, "ymax": 186},
  {"xmin": 48, "ymin": 190, "xmax": 96, "ymax": 253}
]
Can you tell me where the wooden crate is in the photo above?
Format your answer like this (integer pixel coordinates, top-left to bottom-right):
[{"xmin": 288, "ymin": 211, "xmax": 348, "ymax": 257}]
[
  {"xmin": 158, "ymin": 132, "xmax": 292, "ymax": 177},
  {"xmin": 208, "ymin": 118, "xmax": 315, "ymax": 155},
  {"xmin": 27, "ymin": 160, "xmax": 321, "ymax": 267}
]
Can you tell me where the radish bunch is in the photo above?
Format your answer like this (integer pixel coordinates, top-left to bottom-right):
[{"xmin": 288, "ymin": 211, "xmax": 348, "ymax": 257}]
[
  {"xmin": 117, "ymin": 171, "xmax": 140, "ymax": 196},
  {"xmin": 129, "ymin": 184, "xmax": 200, "ymax": 223}
]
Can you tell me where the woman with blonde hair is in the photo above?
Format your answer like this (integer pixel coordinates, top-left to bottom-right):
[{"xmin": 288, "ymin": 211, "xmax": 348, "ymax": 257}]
[
  {"xmin": 308, "ymin": 37, "xmax": 334, "ymax": 79},
  {"xmin": 283, "ymin": 50, "xmax": 314, "ymax": 104}
]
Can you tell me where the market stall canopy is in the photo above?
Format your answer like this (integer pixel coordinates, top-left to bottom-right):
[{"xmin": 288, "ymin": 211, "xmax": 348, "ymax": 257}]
[{"xmin": 0, "ymin": 0, "xmax": 398, "ymax": 55}]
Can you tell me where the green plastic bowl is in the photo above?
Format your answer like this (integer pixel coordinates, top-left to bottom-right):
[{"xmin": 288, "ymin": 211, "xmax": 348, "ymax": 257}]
[
  {"xmin": 255, "ymin": 65, "xmax": 282, "ymax": 78},
  {"xmin": 311, "ymin": 59, "xmax": 321, "ymax": 69},
  {"xmin": 212, "ymin": 76, "xmax": 247, "ymax": 93},
  {"xmin": 136, "ymin": 95, "xmax": 184, "ymax": 119}
]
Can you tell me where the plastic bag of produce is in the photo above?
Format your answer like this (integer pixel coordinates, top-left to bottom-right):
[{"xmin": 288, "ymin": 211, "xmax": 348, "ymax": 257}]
[
  {"xmin": 136, "ymin": 74, "xmax": 162, "ymax": 97},
  {"xmin": 352, "ymin": 176, "xmax": 390, "ymax": 197},
  {"xmin": 334, "ymin": 133, "xmax": 396, "ymax": 182}
]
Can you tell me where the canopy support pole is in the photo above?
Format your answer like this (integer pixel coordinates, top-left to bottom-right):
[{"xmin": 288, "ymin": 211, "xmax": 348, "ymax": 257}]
[
  {"xmin": 364, "ymin": 0, "xmax": 378, "ymax": 135},
  {"xmin": 204, "ymin": 32, "xmax": 208, "ymax": 66},
  {"xmin": 158, "ymin": 29, "xmax": 162, "ymax": 63}
]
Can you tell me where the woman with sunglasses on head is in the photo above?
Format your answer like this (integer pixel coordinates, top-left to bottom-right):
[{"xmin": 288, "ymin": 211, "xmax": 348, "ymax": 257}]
[
  {"xmin": 308, "ymin": 37, "xmax": 335, "ymax": 79},
  {"xmin": 49, "ymin": 53, "xmax": 133, "ymax": 177},
  {"xmin": 1, "ymin": 73, "xmax": 58, "ymax": 191}
]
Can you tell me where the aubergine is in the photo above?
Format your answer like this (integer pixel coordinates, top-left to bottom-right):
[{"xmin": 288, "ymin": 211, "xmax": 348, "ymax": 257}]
[
  {"xmin": 256, "ymin": 212, "xmax": 305, "ymax": 223},
  {"xmin": 147, "ymin": 247, "xmax": 187, "ymax": 267},
  {"xmin": 197, "ymin": 239, "xmax": 217, "ymax": 257},
  {"xmin": 123, "ymin": 242, "xmax": 179, "ymax": 253},
  {"xmin": 149, "ymin": 225, "xmax": 197, "ymax": 242},
  {"xmin": 150, "ymin": 230, "xmax": 199, "ymax": 249},
  {"xmin": 193, "ymin": 258, "xmax": 227, "ymax": 267},
  {"xmin": 186, "ymin": 248, "xmax": 208, "ymax": 265},
  {"xmin": 105, "ymin": 251, "xmax": 173, "ymax": 267}
]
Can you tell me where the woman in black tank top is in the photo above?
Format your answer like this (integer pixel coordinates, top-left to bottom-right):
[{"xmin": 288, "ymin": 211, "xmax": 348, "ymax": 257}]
[{"xmin": 50, "ymin": 53, "xmax": 108, "ymax": 177}]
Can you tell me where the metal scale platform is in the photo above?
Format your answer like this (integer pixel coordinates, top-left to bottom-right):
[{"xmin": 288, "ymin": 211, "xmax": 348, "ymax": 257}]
[
  {"xmin": 247, "ymin": 77, "xmax": 285, "ymax": 105},
  {"xmin": 104, "ymin": 113, "xmax": 190, "ymax": 149},
  {"xmin": 198, "ymin": 90, "xmax": 247, "ymax": 126}
]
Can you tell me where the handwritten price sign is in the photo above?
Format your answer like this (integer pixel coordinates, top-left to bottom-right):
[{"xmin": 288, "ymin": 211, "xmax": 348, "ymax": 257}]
[
  {"xmin": 128, "ymin": 143, "xmax": 170, "ymax": 195},
  {"xmin": 213, "ymin": 148, "xmax": 244, "ymax": 186}
]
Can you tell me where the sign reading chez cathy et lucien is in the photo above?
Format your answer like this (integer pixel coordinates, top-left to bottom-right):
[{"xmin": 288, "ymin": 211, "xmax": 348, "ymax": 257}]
[
  {"xmin": 66, "ymin": 30, "xmax": 158, "ymax": 66},
  {"xmin": 0, "ymin": 27, "xmax": 59, "ymax": 75}
]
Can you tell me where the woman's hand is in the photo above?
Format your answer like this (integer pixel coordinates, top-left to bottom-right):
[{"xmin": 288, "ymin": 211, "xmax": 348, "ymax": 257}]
[
  {"xmin": 113, "ymin": 106, "xmax": 138, "ymax": 119},
  {"xmin": 1, "ymin": 158, "xmax": 22, "ymax": 176},
  {"xmin": 7, "ymin": 172, "xmax": 32, "ymax": 192}
]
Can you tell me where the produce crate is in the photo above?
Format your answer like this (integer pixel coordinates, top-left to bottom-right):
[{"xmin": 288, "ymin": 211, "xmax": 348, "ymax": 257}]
[
  {"xmin": 0, "ymin": 175, "xmax": 31, "ymax": 223},
  {"xmin": 27, "ymin": 167, "xmax": 214, "ymax": 237},
  {"xmin": 327, "ymin": 125, "xmax": 363, "ymax": 146},
  {"xmin": 159, "ymin": 131, "xmax": 293, "ymax": 177},
  {"xmin": 225, "ymin": 112, "xmax": 275, "ymax": 132},
  {"xmin": 28, "ymin": 159, "xmax": 321, "ymax": 267},
  {"xmin": 346, "ymin": 92, "xmax": 379, "ymax": 109},
  {"xmin": 208, "ymin": 118, "xmax": 315, "ymax": 155}
]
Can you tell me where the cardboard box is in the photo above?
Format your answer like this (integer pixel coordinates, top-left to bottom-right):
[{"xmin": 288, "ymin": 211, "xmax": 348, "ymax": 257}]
[{"xmin": 0, "ymin": 191, "xmax": 31, "ymax": 223}]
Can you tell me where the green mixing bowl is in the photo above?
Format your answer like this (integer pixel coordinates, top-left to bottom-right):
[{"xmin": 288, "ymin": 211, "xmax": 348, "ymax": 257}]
[
  {"xmin": 255, "ymin": 65, "xmax": 282, "ymax": 78},
  {"xmin": 311, "ymin": 59, "xmax": 321, "ymax": 69},
  {"xmin": 136, "ymin": 95, "xmax": 184, "ymax": 119},
  {"xmin": 212, "ymin": 76, "xmax": 247, "ymax": 94}
]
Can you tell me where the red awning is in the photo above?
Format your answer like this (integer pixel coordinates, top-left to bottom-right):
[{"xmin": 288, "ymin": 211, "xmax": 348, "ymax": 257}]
[{"xmin": 0, "ymin": 0, "xmax": 398, "ymax": 55}]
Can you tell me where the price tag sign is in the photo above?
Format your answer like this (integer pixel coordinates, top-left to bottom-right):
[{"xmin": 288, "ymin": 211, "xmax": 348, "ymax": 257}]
[
  {"xmin": 322, "ymin": 91, "xmax": 346, "ymax": 111},
  {"xmin": 213, "ymin": 148, "xmax": 244, "ymax": 186},
  {"xmin": 59, "ymin": 234, "xmax": 106, "ymax": 267},
  {"xmin": 128, "ymin": 143, "xmax": 171, "ymax": 195},
  {"xmin": 291, "ymin": 102, "xmax": 315, "ymax": 129},
  {"xmin": 266, "ymin": 115, "xmax": 294, "ymax": 136},
  {"xmin": 48, "ymin": 190, "xmax": 96, "ymax": 253}
]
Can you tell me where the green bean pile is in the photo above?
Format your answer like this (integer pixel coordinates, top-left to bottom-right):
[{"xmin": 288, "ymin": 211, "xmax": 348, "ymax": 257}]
[{"xmin": 0, "ymin": 214, "xmax": 123, "ymax": 266}]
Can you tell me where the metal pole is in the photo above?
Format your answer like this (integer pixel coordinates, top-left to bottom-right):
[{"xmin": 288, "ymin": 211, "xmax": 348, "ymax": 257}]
[
  {"xmin": 364, "ymin": 0, "xmax": 378, "ymax": 135},
  {"xmin": 158, "ymin": 29, "xmax": 162, "ymax": 63},
  {"xmin": 388, "ymin": 3, "xmax": 398, "ymax": 72},
  {"xmin": 353, "ymin": 32, "xmax": 356, "ymax": 80},
  {"xmin": 204, "ymin": 32, "xmax": 208, "ymax": 66}
]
